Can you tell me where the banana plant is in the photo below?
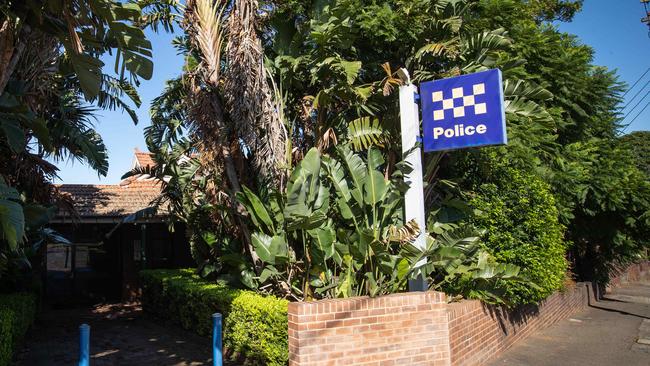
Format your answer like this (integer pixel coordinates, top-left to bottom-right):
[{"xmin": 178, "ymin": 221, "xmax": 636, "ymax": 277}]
[
  {"xmin": 237, "ymin": 146, "xmax": 423, "ymax": 300},
  {"xmin": 322, "ymin": 145, "xmax": 422, "ymax": 297},
  {"xmin": 238, "ymin": 145, "xmax": 531, "ymax": 302}
]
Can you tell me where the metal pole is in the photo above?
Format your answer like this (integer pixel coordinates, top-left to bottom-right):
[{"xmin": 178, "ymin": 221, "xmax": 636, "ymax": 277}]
[
  {"xmin": 398, "ymin": 69, "xmax": 429, "ymax": 292},
  {"xmin": 78, "ymin": 324, "xmax": 90, "ymax": 366},
  {"xmin": 212, "ymin": 313, "xmax": 223, "ymax": 366}
]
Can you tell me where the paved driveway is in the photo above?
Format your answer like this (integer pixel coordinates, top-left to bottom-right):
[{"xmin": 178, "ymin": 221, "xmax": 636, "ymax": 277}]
[
  {"xmin": 16, "ymin": 303, "xmax": 219, "ymax": 366},
  {"xmin": 487, "ymin": 281, "xmax": 650, "ymax": 366}
]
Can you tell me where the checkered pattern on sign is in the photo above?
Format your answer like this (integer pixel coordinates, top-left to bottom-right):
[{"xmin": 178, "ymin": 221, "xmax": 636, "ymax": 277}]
[{"xmin": 432, "ymin": 83, "xmax": 487, "ymax": 121}]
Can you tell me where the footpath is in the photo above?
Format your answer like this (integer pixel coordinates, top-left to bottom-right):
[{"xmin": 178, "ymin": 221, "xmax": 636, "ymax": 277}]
[
  {"xmin": 15, "ymin": 303, "xmax": 219, "ymax": 366},
  {"xmin": 487, "ymin": 280, "xmax": 650, "ymax": 366}
]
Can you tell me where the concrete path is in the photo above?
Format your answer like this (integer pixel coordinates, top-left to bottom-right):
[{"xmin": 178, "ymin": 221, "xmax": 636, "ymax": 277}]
[
  {"xmin": 15, "ymin": 303, "xmax": 224, "ymax": 366},
  {"xmin": 487, "ymin": 281, "xmax": 650, "ymax": 366}
]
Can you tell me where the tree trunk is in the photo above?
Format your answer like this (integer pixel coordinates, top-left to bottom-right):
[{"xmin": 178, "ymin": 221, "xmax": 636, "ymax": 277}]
[
  {"xmin": 0, "ymin": 20, "xmax": 27, "ymax": 96},
  {"xmin": 224, "ymin": 0, "xmax": 287, "ymax": 186}
]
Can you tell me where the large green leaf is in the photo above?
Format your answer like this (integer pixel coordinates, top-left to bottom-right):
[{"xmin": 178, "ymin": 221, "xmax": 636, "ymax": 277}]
[
  {"xmin": 339, "ymin": 60, "xmax": 362, "ymax": 84},
  {"xmin": 68, "ymin": 53, "xmax": 104, "ymax": 99},
  {"xmin": 336, "ymin": 145, "xmax": 367, "ymax": 206},
  {"xmin": 301, "ymin": 148, "xmax": 322, "ymax": 204},
  {"xmin": 366, "ymin": 148, "xmax": 385, "ymax": 172},
  {"xmin": 396, "ymin": 258, "xmax": 411, "ymax": 282},
  {"xmin": 323, "ymin": 155, "xmax": 351, "ymax": 201},
  {"xmin": 237, "ymin": 186, "xmax": 275, "ymax": 234},
  {"xmin": 286, "ymin": 148, "xmax": 321, "ymax": 214},
  {"xmin": 364, "ymin": 170, "xmax": 388, "ymax": 205},
  {"xmin": 251, "ymin": 232, "xmax": 274, "ymax": 264},
  {"xmin": 0, "ymin": 199, "xmax": 24, "ymax": 250},
  {"xmin": 308, "ymin": 226, "xmax": 336, "ymax": 260},
  {"xmin": 337, "ymin": 255, "xmax": 356, "ymax": 298},
  {"xmin": 28, "ymin": 118, "xmax": 53, "ymax": 152},
  {"xmin": 269, "ymin": 234, "xmax": 289, "ymax": 264},
  {"xmin": 336, "ymin": 197, "xmax": 354, "ymax": 220},
  {"xmin": 23, "ymin": 204, "xmax": 55, "ymax": 229},
  {"xmin": 259, "ymin": 265, "xmax": 280, "ymax": 283},
  {"xmin": 503, "ymin": 79, "xmax": 553, "ymax": 101},
  {"xmin": 0, "ymin": 120, "xmax": 26, "ymax": 152},
  {"xmin": 505, "ymin": 97, "xmax": 553, "ymax": 125}
]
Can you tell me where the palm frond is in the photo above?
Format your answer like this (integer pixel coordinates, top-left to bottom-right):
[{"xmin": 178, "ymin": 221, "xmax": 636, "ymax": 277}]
[
  {"xmin": 462, "ymin": 28, "xmax": 511, "ymax": 69},
  {"xmin": 195, "ymin": 0, "xmax": 226, "ymax": 86},
  {"xmin": 94, "ymin": 75, "xmax": 142, "ymax": 124},
  {"xmin": 503, "ymin": 79, "xmax": 553, "ymax": 101},
  {"xmin": 347, "ymin": 117, "xmax": 386, "ymax": 151},
  {"xmin": 132, "ymin": 0, "xmax": 182, "ymax": 33},
  {"xmin": 387, "ymin": 219, "xmax": 420, "ymax": 244},
  {"xmin": 415, "ymin": 40, "xmax": 459, "ymax": 60},
  {"xmin": 505, "ymin": 97, "xmax": 554, "ymax": 126},
  {"xmin": 45, "ymin": 94, "xmax": 109, "ymax": 176}
]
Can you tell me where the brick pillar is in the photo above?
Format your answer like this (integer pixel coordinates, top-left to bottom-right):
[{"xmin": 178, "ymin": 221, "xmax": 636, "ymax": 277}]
[{"xmin": 288, "ymin": 291, "xmax": 451, "ymax": 366}]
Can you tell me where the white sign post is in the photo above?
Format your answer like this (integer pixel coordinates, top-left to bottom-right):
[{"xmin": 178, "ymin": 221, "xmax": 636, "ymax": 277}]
[{"xmin": 398, "ymin": 70, "xmax": 428, "ymax": 292}]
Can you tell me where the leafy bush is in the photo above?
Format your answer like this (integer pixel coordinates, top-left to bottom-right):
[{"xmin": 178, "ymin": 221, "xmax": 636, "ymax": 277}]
[
  {"xmin": 0, "ymin": 292, "xmax": 37, "ymax": 366},
  {"xmin": 469, "ymin": 166, "xmax": 568, "ymax": 305},
  {"xmin": 427, "ymin": 223, "xmax": 529, "ymax": 306},
  {"xmin": 140, "ymin": 269, "xmax": 288, "ymax": 365},
  {"xmin": 226, "ymin": 292, "xmax": 288, "ymax": 366}
]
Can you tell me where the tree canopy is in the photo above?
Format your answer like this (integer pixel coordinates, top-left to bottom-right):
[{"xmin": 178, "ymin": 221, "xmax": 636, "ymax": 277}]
[{"xmin": 0, "ymin": 0, "xmax": 164, "ymax": 289}]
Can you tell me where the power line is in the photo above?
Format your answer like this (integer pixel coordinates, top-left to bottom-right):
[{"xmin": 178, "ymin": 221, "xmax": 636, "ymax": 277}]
[
  {"xmin": 622, "ymin": 67, "xmax": 650, "ymax": 98},
  {"xmin": 623, "ymin": 100, "xmax": 650, "ymax": 132},
  {"xmin": 622, "ymin": 78, "xmax": 650, "ymax": 110},
  {"xmin": 622, "ymin": 89, "xmax": 650, "ymax": 121}
]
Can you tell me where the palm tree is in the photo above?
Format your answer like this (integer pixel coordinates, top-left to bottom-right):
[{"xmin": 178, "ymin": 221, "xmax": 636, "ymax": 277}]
[
  {"xmin": 0, "ymin": 0, "xmax": 156, "ymax": 285},
  {"xmin": 177, "ymin": 0, "xmax": 296, "ymax": 270}
]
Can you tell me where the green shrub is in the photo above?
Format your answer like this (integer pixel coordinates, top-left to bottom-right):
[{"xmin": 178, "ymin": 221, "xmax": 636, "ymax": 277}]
[
  {"xmin": 0, "ymin": 292, "xmax": 37, "ymax": 366},
  {"xmin": 0, "ymin": 310, "xmax": 12, "ymax": 366},
  {"xmin": 140, "ymin": 269, "xmax": 288, "ymax": 365},
  {"xmin": 226, "ymin": 292, "xmax": 288, "ymax": 366},
  {"xmin": 470, "ymin": 166, "xmax": 568, "ymax": 305}
]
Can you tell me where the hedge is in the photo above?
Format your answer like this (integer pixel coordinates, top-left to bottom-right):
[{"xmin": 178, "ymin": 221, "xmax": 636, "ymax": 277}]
[
  {"xmin": 0, "ymin": 292, "xmax": 38, "ymax": 366},
  {"xmin": 140, "ymin": 269, "xmax": 289, "ymax": 365},
  {"xmin": 470, "ymin": 166, "xmax": 568, "ymax": 305}
]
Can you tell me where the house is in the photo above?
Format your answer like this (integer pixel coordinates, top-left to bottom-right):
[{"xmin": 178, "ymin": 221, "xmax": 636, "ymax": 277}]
[{"xmin": 47, "ymin": 150, "xmax": 193, "ymax": 304}]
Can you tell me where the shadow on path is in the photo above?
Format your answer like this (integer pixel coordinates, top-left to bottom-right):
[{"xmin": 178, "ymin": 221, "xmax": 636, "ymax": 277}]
[
  {"xmin": 16, "ymin": 303, "xmax": 231, "ymax": 366},
  {"xmin": 487, "ymin": 280, "xmax": 650, "ymax": 366},
  {"xmin": 589, "ymin": 298, "xmax": 650, "ymax": 320}
]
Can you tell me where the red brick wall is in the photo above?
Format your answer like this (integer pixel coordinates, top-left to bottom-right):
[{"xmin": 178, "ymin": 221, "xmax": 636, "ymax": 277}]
[
  {"xmin": 288, "ymin": 291, "xmax": 452, "ymax": 366},
  {"xmin": 288, "ymin": 282, "xmax": 599, "ymax": 365},
  {"xmin": 447, "ymin": 283, "xmax": 590, "ymax": 366},
  {"xmin": 608, "ymin": 260, "xmax": 650, "ymax": 289}
]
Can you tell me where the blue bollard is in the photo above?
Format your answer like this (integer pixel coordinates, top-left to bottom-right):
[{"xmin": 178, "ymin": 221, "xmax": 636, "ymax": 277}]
[
  {"xmin": 212, "ymin": 313, "xmax": 223, "ymax": 366},
  {"xmin": 78, "ymin": 324, "xmax": 90, "ymax": 366}
]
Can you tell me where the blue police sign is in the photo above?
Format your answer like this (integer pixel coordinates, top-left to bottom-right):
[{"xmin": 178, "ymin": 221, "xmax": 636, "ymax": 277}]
[{"xmin": 421, "ymin": 69, "xmax": 506, "ymax": 152}]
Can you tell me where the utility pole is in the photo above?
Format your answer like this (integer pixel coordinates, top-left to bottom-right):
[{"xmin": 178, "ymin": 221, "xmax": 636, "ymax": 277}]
[{"xmin": 641, "ymin": 0, "xmax": 650, "ymax": 36}]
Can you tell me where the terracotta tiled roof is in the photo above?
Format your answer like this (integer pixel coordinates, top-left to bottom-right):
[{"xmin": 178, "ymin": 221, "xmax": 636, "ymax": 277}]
[
  {"xmin": 56, "ymin": 180, "xmax": 162, "ymax": 218},
  {"xmin": 134, "ymin": 149, "xmax": 155, "ymax": 168}
]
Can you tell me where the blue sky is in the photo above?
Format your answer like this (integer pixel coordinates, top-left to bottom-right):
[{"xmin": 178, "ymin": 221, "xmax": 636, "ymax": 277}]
[
  {"xmin": 55, "ymin": 1, "xmax": 650, "ymax": 184},
  {"xmin": 54, "ymin": 29, "xmax": 184, "ymax": 184},
  {"xmin": 557, "ymin": 0, "xmax": 650, "ymax": 133}
]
